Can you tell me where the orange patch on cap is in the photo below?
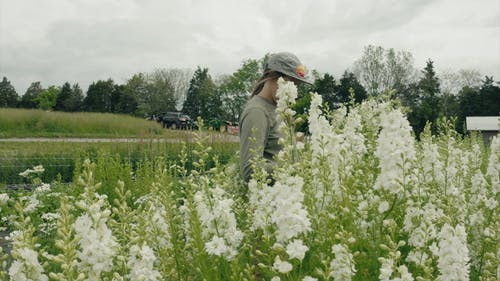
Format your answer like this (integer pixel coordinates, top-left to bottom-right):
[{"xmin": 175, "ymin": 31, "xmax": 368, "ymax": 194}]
[{"xmin": 296, "ymin": 65, "xmax": 305, "ymax": 78}]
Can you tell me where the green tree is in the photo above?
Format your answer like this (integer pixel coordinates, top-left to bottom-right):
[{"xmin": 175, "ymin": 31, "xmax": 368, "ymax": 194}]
[
  {"xmin": 0, "ymin": 77, "xmax": 19, "ymax": 107},
  {"xmin": 313, "ymin": 73, "xmax": 337, "ymax": 109},
  {"xmin": 144, "ymin": 69, "xmax": 176, "ymax": 116},
  {"xmin": 183, "ymin": 67, "xmax": 217, "ymax": 121},
  {"xmin": 54, "ymin": 82, "xmax": 72, "ymax": 111},
  {"xmin": 219, "ymin": 59, "xmax": 261, "ymax": 122},
  {"xmin": 21, "ymin": 82, "xmax": 43, "ymax": 108},
  {"xmin": 478, "ymin": 76, "xmax": 500, "ymax": 116},
  {"xmin": 65, "ymin": 83, "xmax": 84, "ymax": 112},
  {"xmin": 124, "ymin": 73, "xmax": 149, "ymax": 116},
  {"xmin": 112, "ymin": 84, "xmax": 138, "ymax": 114},
  {"xmin": 337, "ymin": 71, "xmax": 367, "ymax": 105},
  {"xmin": 84, "ymin": 79, "xmax": 115, "ymax": 112},
  {"xmin": 410, "ymin": 59, "xmax": 441, "ymax": 136},
  {"xmin": 35, "ymin": 86, "xmax": 58, "ymax": 110}
]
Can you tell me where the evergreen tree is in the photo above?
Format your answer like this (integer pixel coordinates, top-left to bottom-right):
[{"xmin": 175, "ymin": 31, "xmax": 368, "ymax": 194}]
[
  {"xmin": 21, "ymin": 82, "xmax": 43, "ymax": 108},
  {"xmin": 313, "ymin": 73, "xmax": 337, "ymax": 109},
  {"xmin": 412, "ymin": 59, "xmax": 441, "ymax": 136},
  {"xmin": 478, "ymin": 76, "xmax": 500, "ymax": 116},
  {"xmin": 54, "ymin": 82, "xmax": 72, "ymax": 111},
  {"xmin": 112, "ymin": 84, "xmax": 138, "ymax": 114},
  {"xmin": 83, "ymin": 79, "xmax": 115, "ymax": 112},
  {"xmin": 0, "ymin": 77, "xmax": 19, "ymax": 107},
  {"xmin": 337, "ymin": 71, "xmax": 367, "ymax": 105},
  {"xmin": 183, "ymin": 67, "xmax": 217, "ymax": 121},
  {"xmin": 457, "ymin": 86, "xmax": 481, "ymax": 134},
  {"xmin": 65, "ymin": 83, "xmax": 84, "ymax": 112}
]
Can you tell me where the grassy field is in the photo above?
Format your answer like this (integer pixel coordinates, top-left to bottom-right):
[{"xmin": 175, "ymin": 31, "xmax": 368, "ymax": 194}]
[
  {"xmin": 0, "ymin": 109, "xmax": 240, "ymax": 184},
  {"xmin": 0, "ymin": 108, "xmax": 170, "ymax": 138}
]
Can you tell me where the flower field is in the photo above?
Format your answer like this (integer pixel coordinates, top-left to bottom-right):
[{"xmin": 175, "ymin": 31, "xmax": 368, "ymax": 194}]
[{"xmin": 0, "ymin": 79, "xmax": 498, "ymax": 280}]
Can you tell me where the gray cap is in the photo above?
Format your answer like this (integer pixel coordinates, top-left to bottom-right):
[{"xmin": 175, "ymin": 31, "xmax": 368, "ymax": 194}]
[{"xmin": 265, "ymin": 52, "xmax": 312, "ymax": 84}]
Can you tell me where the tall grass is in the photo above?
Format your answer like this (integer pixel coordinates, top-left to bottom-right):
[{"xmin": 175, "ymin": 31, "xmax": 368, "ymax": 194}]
[
  {"xmin": 0, "ymin": 108, "xmax": 164, "ymax": 138},
  {"xmin": 0, "ymin": 141, "xmax": 239, "ymax": 184}
]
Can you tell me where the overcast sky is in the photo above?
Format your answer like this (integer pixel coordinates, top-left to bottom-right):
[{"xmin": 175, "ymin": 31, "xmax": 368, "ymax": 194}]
[{"xmin": 1, "ymin": 0, "xmax": 499, "ymax": 94}]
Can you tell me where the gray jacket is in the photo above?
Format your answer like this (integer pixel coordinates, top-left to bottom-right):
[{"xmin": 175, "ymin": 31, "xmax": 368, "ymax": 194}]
[{"xmin": 239, "ymin": 95, "xmax": 282, "ymax": 182}]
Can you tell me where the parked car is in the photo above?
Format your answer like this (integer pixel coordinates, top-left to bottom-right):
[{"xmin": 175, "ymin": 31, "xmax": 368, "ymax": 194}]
[{"xmin": 161, "ymin": 112, "xmax": 194, "ymax": 129}]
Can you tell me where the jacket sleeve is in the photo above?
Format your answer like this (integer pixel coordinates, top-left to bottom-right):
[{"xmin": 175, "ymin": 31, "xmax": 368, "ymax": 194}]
[{"xmin": 239, "ymin": 107, "xmax": 269, "ymax": 182}]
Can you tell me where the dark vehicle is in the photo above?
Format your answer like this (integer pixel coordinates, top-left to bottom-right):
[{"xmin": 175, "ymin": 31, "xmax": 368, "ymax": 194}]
[{"xmin": 161, "ymin": 112, "xmax": 193, "ymax": 129}]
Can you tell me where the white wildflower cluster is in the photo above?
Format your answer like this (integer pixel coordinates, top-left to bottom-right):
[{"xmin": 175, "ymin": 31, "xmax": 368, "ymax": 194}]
[
  {"xmin": 75, "ymin": 193, "xmax": 119, "ymax": 280},
  {"xmin": 141, "ymin": 201, "xmax": 171, "ymax": 249},
  {"xmin": 443, "ymin": 141, "xmax": 463, "ymax": 197},
  {"xmin": 402, "ymin": 200, "xmax": 446, "ymax": 275},
  {"xmin": 276, "ymin": 77, "xmax": 298, "ymax": 122},
  {"xmin": 273, "ymin": 255, "xmax": 293, "ymax": 274},
  {"xmin": 8, "ymin": 247, "xmax": 48, "ymax": 281},
  {"xmin": 285, "ymin": 239, "xmax": 308, "ymax": 261},
  {"xmin": 271, "ymin": 175, "xmax": 311, "ymax": 243},
  {"xmin": 18, "ymin": 165, "xmax": 45, "ymax": 178},
  {"xmin": 307, "ymin": 93, "xmax": 339, "ymax": 204},
  {"xmin": 374, "ymin": 109, "xmax": 416, "ymax": 194},
  {"xmin": 39, "ymin": 212, "xmax": 60, "ymax": 235},
  {"xmin": 20, "ymin": 183, "xmax": 51, "ymax": 214},
  {"xmin": 486, "ymin": 135, "xmax": 499, "ymax": 192},
  {"xmin": 330, "ymin": 243, "xmax": 356, "ymax": 281},
  {"xmin": 437, "ymin": 223, "xmax": 470, "ymax": 281},
  {"xmin": 126, "ymin": 243, "xmax": 161, "ymax": 281},
  {"xmin": 419, "ymin": 135, "xmax": 445, "ymax": 188},
  {"xmin": 193, "ymin": 185, "xmax": 243, "ymax": 260},
  {"xmin": 248, "ymin": 179, "xmax": 274, "ymax": 231}
]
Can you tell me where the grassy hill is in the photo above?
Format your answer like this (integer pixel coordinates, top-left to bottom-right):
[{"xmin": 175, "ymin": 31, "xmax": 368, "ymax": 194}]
[{"xmin": 0, "ymin": 108, "xmax": 166, "ymax": 138}]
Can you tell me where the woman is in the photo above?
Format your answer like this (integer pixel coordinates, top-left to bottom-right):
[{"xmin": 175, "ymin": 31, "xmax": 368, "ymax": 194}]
[{"xmin": 239, "ymin": 52, "xmax": 312, "ymax": 182}]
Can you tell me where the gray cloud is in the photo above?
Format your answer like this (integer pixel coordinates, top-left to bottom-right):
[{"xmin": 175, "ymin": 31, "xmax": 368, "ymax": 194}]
[{"xmin": 0, "ymin": 0, "xmax": 498, "ymax": 94}]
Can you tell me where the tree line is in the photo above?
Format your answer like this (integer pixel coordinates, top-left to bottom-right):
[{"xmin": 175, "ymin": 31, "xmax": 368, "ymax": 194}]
[{"xmin": 0, "ymin": 45, "xmax": 498, "ymax": 136}]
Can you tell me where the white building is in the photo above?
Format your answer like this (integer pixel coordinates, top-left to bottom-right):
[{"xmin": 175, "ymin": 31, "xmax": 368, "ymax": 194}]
[{"xmin": 466, "ymin": 116, "xmax": 499, "ymax": 145}]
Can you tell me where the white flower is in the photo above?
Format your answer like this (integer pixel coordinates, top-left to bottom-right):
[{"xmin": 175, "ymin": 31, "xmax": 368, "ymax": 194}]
[
  {"xmin": 437, "ymin": 223, "xmax": 470, "ymax": 281},
  {"xmin": 9, "ymin": 247, "xmax": 48, "ymax": 281},
  {"xmin": 194, "ymin": 184, "xmax": 243, "ymax": 260},
  {"xmin": 32, "ymin": 165, "xmax": 45, "ymax": 173},
  {"xmin": 302, "ymin": 276, "xmax": 317, "ymax": 281},
  {"xmin": 18, "ymin": 165, "xmax": 45, "ymax": 178},
  {"xmin": 379, "ymin": 256, "xmax": 394, "ymax": 281},
  {"xmin": 396, "ymin": 265, "xmax": 413, "ymax": 281},
  {"xmin": 378, "ymin": 201, "xmax": 390, "ymax": 214},
  {"xmin": 271, "ymin": 176, "xmax": 311, "ymax": 242},
  {"xmin": 406, "ymin": 250, "xmax": 428, "ymax": 266},
  {"xmin": 374, "ymin": 109, "xmax": 416, "ymax": 194},
  {"xmin": 140, "ymin": 200, "xmax": 172, "ymax": 249},
  {"xmin": 271, "ymin": 277, "xmax": 281, "ymax": 281},
  {"xmin": 75, "ymin": 190, "xmax": 119, "ymax": 279},
  {"xmin": 127, "ymin": 243, "xmax": 161, "ymax": 281},
  {"xmin": 286, "ymin": 239, "xmax": 308, "ymax": 261},
  {"xmin": 330, "ymin": 243, "xmax": 356, "ymax": 281},
  {"xmin": 34, "ymin": 183, "xmax": 51, "ymax": 194},
  {"xmin": 205, "ymin": 236, "xmax": 228, "ymax": 257},
  {"xmin": 273, "ymin": 256, "xmax": 293, "ymax": 274},
  {"xmin": 486, "ymin": 136, "xmax": 499, "ymax": 191},
  {"xmin": 0, "ymin": 193, "xmax": 9, "ymax": 206},
  {"xmin": 276, "ymin": 78, "xmax": 298, "ymax": 113}
]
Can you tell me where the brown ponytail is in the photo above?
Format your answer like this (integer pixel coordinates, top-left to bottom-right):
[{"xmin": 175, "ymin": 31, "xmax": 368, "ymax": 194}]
[{"xmin": 251, "ymin": 71, "xmax": 283, "ymax": 97}]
